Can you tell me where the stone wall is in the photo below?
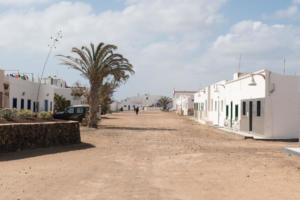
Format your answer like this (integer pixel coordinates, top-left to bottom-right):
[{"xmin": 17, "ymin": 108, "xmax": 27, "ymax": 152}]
[{"xmin": 0, "ymin": 121, "xmax": 81, "ymax": 152}]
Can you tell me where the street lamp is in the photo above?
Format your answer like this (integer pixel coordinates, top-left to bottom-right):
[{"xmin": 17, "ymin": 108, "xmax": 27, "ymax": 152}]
[
  {"xmin": 214, "ymin": 84, "xmax": 225, "ymax": 93},
  {"xmin": 248, "ymin": 73, "xmax": 266, "ymax": 86}
]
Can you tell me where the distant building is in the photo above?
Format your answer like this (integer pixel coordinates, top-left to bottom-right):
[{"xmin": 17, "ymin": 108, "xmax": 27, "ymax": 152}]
[
  {"xmin": 0, "ymin": 69, "xmax": 85, "ymax": 112},
  {"xmin": 194, "ymin": 69, "xmax": 300, "ymax": 139},
  {"xmin": 173, "ymin": 90, "xmax": 196, "ymax": 115},
  {"xmin": 119, "ymin": 94, "xmax": 163, "ymax": 111}
]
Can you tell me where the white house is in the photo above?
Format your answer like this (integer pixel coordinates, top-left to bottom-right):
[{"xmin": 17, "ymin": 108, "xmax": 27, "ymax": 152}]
[
  {"xmin": 194, "ymin": 69, "xmax": 300, "ymax": 139},
  {"xmin": 2, "ymin": 69, "xmax": 85, "ymax": 112},
  {"xmin": 173, "ymin": 90, "xmax": 196, "ymax": 115},
  {"xmin": 119, "ymin": 94, "xmax": 162, "ymax": 111}
]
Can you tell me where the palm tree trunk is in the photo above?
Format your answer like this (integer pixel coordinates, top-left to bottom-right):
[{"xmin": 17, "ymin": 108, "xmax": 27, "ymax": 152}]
[{"xmin": 88, "ymin": 83, "xmax": 100, "ymax": 128}]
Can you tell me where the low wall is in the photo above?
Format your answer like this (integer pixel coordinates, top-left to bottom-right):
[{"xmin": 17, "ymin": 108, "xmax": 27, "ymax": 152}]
[{"xmin": 0, "ymin": 121, "xmax": 81, "ymax": 152}]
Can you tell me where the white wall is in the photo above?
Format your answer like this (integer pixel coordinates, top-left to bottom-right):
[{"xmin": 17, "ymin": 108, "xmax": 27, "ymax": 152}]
[
  {"xmin": 264, "ymin": 71, "xmax": 300, "ymax": 139},
  {"xmin": 54, "ymin": 88, "xmax": 85, "ymax": 106},
  {"xmin": 223, "ymin": 71, "xmax": 266, "ymax": 132},
  {"xmin": 8, "ymin": 77, "xmax": 54, "ymax": 112},
  {"xmin": 8, "ymin": 76, "xmax": 85, "ymax": 112},
  {"xmin": 193, "ymin": 69, "xmax": 300, "ymax": 139}
]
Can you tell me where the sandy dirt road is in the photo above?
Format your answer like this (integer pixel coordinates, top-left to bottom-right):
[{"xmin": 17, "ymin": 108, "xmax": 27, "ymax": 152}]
[{"xmin": 1, "ymin": 110, "xmax": 300, "ymax": 200}]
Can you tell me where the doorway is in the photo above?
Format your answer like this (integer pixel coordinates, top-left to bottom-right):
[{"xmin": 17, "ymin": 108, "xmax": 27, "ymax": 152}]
[{"xmin": 249, "ymin": 101, "xmax": 253, "ymax": 131}]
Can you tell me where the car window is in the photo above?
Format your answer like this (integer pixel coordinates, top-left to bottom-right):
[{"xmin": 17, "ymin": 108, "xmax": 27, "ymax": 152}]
[
  {"xmin": 76, "ymin": 107, "xmax": 84, "ymax": 114},
  {"xmin": 66, "ymin": 107, "xmax": 75, "ymax": 114},
  {"xmin": 85, "ymin": 107, "xmax": 89, "ymax": 112}
]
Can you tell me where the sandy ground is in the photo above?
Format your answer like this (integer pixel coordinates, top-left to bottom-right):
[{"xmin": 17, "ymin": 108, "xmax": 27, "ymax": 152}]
[{"xmin": 1, "ymin": 110, "xmax": 300, "ymax": 200}]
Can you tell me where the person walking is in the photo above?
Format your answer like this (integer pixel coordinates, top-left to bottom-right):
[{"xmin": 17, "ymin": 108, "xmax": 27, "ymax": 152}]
[{"xmin": 135, "ymin": 107, "xmax": 139, "ymax": 115}]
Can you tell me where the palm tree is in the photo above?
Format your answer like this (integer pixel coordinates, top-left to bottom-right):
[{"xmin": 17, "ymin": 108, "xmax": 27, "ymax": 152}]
[
  {"xmin": 58, "ymin": 42, "xmax": 134, "ymax": 127},
  {"xmin": 158, "ymin": 96, "xmax": 172, "ymax": 111}
]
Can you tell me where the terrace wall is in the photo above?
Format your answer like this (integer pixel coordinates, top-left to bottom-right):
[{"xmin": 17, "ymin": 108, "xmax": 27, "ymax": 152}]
[{"xmin": 0, "ymin": 121, "xmax": 80, "ymax": 152}]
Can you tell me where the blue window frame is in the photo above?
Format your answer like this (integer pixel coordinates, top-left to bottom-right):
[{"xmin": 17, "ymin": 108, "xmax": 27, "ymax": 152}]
[
  {"xmin": 44, "ymin": 100, "xmax": 48, "ymax": 112},
  {"xmin": 21, "ymin": 99, "xmax": 24, "ymax": 110},
  {"xmin": 13, "ymin": 98, "xmax": 17, "ymax": 108},
  {"xmin": 50, "ymin": 101, "xmax": 53, "ymax": 111},
  {"xmin": 27, "ymin": 99, "xmax": 31, "ymax": 110}
]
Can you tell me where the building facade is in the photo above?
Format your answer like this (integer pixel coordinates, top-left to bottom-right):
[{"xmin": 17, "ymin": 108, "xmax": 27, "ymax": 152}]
[
  {"xmin": 1, "ymin": 69, "xmax": 85, "ymax": 112},
  {"xmin": 119, "ymin": 94, "xmax": 163, "ymax": 111},
  {"xmin": 194, "ymin": 69, "xmax": 300, "ymax": 139},
  {"xmin": 173, "ymin": 90, "xmax": 196, "ymax": 116}
]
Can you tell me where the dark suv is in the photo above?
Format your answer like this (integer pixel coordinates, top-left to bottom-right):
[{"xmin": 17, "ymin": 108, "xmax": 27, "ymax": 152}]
[{"xmin": 53, "ymin": 105, "xmax": 89, "ymax": 122}]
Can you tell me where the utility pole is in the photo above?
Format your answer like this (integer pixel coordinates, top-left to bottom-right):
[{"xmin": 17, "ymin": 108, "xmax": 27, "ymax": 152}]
[{"xmin": 35, "ymin": 30, "xmax": 63, "ymax": 112}]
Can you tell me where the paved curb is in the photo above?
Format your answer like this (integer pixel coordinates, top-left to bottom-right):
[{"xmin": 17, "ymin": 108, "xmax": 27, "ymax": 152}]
[{"xmin": 282, "ymin": 147, "xmax": 300, "ymax": 157}]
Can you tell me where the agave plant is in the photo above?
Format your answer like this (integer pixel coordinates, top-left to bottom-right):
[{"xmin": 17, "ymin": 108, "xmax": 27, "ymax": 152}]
[{"xmin": 58, "ymin": 42, "xmax": 134, "ymax": 127}]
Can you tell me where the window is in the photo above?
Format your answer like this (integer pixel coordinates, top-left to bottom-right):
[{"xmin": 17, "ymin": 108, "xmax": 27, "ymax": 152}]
[
  {"xmin": 76, "ymin": 107, "xmax": 84, "ymax": 114},
  {"xmin": 33, "ymin": 102, "xmax": 39, "ymax": 112},
  {"xmin": 21, "ymin": 99, "xmax": 24, "ymax": 110},
  {"xmin": 124, "ymin": 105, "xmax": 127, "ymax": 107},
  {"xmin": 242, "ymin": 102, "xmax": 246, "ymax": 116},
  {"xmin": 235, "ymin": 105, "xmax": 239, "ymax": 120},
  {"xmin": 257, "ymin": 101, "xmax": 261, "ymax": 117},
  {"xmin": 211, "ymin": 99, "xmax": 213, "ymax": 111},
  {"xmin": 226, "ymin": 105, "xmax": 229, "ymax": 119},
  {"xmin": 27, "ymin": 99, "xmax": 31, "ymax": 110},
  {"xmin": 13, "ymin": 98, "xmax": 17, "ymax": 108},
  {"xmin": 44, "ymin": 100, "xmax": 48, "ymax": 112},
  {"xmin": 50, "ymin": 101, "xmax": 53, "ymax": 111},
  {"xmin": 66, "ymin": 107, "xmax": 75, "ymax": 114},
  {"xmin": 215, "ymin": 101, "xmax": 217, "ymax": 111}
]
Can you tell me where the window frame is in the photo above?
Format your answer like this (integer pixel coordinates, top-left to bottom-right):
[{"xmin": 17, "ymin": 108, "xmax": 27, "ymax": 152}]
[
  {"xmin": 226, "ymin": 105, "xmax": 229, "ymax": 119},
  {"xmin": 21, "ymin": 98, "xmax": 24, "ymax": 110},
  {"xmin": 27, "ymin": 99, "xmax": 31, "ymax": 110},
  {"xmin": 242, "ymin": 101, "xmax": 246, "ymax": 116},
  {"xmin": 257, "ymin": 101, "xmax": 261, "ymax": 117},
  {"xmin": 235, "ymin": 104, "xmax": 239, "ymax": 121},
  {"xmin": 13, "ymin": 98, "xmax": 18, "ymax": 109}
]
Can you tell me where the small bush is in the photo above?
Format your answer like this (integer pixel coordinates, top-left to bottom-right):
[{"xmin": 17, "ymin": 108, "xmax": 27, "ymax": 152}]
[
  {"xmin": 0, "ymin": 109, "xmax": 18, "ymax": 121},
  {"xmin": 37, "ymin": 111, "xmax": 53, "ymax": 120},
  {"xmin": 17, "ymin": 109, "xmax": 34, "ymax": 119}
]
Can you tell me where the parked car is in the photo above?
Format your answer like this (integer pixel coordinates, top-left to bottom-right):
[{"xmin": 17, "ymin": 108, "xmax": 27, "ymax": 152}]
[{"xmin": 53, "ymin": 105, "xmax": 90, "ymax": 122}]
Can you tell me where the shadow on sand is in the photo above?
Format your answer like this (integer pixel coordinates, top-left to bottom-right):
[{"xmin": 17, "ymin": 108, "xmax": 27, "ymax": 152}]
[
  {"xmin": 0, "ymin": 142, "xmax": 95, "ymax": 162},
  {"xmin": 101, "ymin": 116, "xmax": 119, "ymax": 120},
  {"xmin": 99, "ymin": 125, "xmax": 177, "ymax": 132}
]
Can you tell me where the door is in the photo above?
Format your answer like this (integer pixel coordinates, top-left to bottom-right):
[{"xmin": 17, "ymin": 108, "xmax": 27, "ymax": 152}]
[
  {"xmin": 230, "ymin": 101, "xmax": 233, "ymax": 128},
  {"xmin": 249, "ymin": 101, "xmax": 253, "ymax": 131}
]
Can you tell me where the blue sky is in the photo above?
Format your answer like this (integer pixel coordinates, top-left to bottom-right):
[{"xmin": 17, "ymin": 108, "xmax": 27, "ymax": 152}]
[{"xmin": 0, "ymin": 0, "xmax": 300, "ymax": 100}]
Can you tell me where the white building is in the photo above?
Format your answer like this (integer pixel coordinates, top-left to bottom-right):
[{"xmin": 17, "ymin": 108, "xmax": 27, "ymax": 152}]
[
  {"xmin": 2, "ymin": 69, "xmax": 85, "ymax": 112},
  {"xmin": 173, "ymin": 90, "xmax": 196, "ymax": 115},
  {"xmin": 194, "ymin": 69, "xmax": 300, "ymax": 139},
  {"xmin": 119, "ymin": 94, "xmax": 162, "ymax": 111}
]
